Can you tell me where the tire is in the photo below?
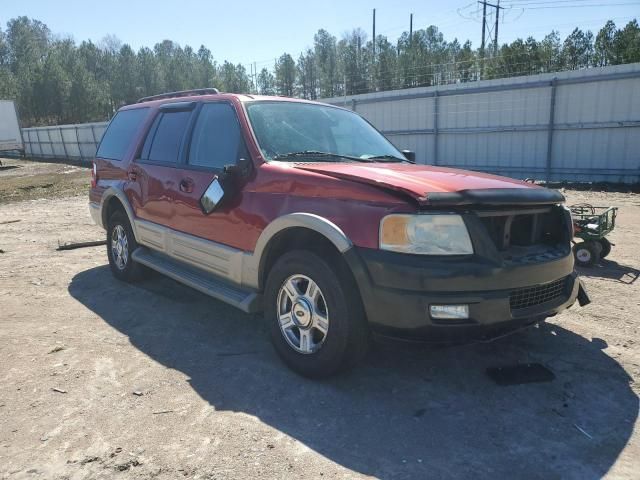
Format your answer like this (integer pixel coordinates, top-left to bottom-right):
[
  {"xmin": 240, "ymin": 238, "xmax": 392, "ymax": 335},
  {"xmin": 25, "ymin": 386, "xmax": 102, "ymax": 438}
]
[
  {"xmin": 596, "ymin": 237, "xmax": 612, "ymax": 259},
  {"xmin": 106, "ymin": 211, "xmax": 145, "ymax": 282},
  {"xmin": 264, "ymin": 250, "xmax": 369, "ymax": 378},
  {"xmin": 574, "ymin": 241, "xmax": 600, "ymax": 267}
]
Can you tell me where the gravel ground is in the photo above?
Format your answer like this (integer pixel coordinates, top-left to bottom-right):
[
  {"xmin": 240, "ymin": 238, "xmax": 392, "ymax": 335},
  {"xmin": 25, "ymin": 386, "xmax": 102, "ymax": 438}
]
[{"xmin": 0, "ymin": 159, "xmax": 639, "ymax": 479}]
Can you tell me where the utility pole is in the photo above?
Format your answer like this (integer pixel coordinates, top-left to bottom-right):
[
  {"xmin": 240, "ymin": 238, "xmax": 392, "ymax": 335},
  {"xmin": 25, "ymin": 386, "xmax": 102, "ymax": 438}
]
[
  {"xmin": 480, "ymin": 1, "xmax": 487, "ymax": 77},
  {"xmin": 409, "ymin": 13, "xmax": 413, "ymax": 48},
  {"xmin": 372, "ymin": 8, "xmax": 376, "ymax": 56},
  {"xmin": 494, "ymin": 0, "xmax": 501, "ymax": 55},
  {"xmin": 478, "ymin": 1, "xmax": 504, "ymax": 73}
]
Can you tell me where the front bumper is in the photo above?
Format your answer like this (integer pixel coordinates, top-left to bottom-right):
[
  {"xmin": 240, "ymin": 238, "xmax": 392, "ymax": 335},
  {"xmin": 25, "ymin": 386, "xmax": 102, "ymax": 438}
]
[{"xmin": 344, "ymin": 246, "xmax": 584, "ymax": 342}]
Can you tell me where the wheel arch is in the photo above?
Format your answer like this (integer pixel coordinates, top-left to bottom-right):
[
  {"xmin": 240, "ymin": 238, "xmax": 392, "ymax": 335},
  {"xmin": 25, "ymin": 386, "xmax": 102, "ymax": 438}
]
[
  {"xmin": 249, "ymin": 213, "xmax": 353, "ymax": 291},
  {"xmin": 100, "ymin": 187, "xmax": 139, "ymax": 241}
]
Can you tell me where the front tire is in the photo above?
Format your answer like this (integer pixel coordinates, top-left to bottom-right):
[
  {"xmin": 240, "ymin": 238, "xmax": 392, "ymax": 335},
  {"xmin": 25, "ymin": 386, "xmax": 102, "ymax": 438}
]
[
  {"xmin": 574, "ymin": 241, "xmax": 600, "ymax": 267},
  {"xmin": 107, "ymin": 211, "xmax": 145, "ymax": 282},
  {"xmin": 264, "ymin": 250, "xmax": 369, "ymax": 378}
]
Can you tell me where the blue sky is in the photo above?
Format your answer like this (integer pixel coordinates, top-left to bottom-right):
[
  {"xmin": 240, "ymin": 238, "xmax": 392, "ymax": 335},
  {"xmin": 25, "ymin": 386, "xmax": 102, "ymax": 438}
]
[{"xmin": 3, "ymin": 0, "xmax": 638, "ymax": 70}]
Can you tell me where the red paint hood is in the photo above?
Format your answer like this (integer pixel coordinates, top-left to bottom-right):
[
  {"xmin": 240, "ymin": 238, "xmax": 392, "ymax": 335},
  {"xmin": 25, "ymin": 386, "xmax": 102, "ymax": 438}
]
[{"xmin": 293, "ymin": 163, "xmax": 564, "ymax": 206}]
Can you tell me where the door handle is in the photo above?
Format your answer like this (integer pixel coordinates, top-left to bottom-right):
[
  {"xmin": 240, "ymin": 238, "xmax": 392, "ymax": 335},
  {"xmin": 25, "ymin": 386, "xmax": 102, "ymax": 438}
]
[{"xmin": 179, "ymin": 178, "xmax": 194, "ymax": 193}]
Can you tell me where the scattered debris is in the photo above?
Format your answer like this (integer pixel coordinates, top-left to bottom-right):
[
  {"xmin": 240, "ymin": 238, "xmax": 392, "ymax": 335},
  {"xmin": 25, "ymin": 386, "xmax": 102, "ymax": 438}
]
[
  {"xmin": 574, "ymin": 424, "xmax": 593, "ymax": 440},
  {"xmin": 0, "ymin": 219, "xmax": 20, "ymax": 225},
  {"xmin": 48, "ymin": 346, "xmax": 65, "ymax": 354},
  {"xmin": 52, "ymin": 387, "xmax": 67, "ymax": 394},
  {"xmin": 56, "ymin": 240, "xmax": 106, "ymax": 251},
  {"xmin": 132, "ymin": 391, "xmax": 143, "ymax": 396},
  {"xmin": 152, "ymin": 409, "xmax": 173, "ymax": 415},
  {"xmin": 0, "ymin": 249, "xmax": 4, "ymax": 254},
  {"xmin": 114, "ymin": 459, "xmax": 140, "ymax": 472}
]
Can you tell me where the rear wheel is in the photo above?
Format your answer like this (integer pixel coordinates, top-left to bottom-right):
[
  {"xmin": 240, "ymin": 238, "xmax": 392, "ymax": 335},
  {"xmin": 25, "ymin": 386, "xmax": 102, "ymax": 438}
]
[
  {"xmin": 264, "ymin": 250, "xmax": 369, "ymax": 378},
  {"xmin": 596, "ymin": 237, "xmax": 612, "ymax": 259},
  {"xmin": 107, "ymin": 211, "xmax": 145, "ymax": 282},
  {"xmin": 574, "ymin": 241, "xmax": 600, "ymax": 267}
]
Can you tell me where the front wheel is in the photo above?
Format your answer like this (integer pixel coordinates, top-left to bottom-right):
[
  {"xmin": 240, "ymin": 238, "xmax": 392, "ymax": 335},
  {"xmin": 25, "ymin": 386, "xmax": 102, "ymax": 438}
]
[
  {"xmin": 574, "ymin": 241, "xmax": 600, "ymax": 267},
  {"xmin": 264, "ymin": 250, "xmax": 369, "ymax": 378}
]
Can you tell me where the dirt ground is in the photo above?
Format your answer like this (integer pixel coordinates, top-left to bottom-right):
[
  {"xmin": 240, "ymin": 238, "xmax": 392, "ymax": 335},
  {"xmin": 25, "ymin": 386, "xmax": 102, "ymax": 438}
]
[{"xmin": 1, "ymin": 157, "xmax": 639, "ymax": 479}]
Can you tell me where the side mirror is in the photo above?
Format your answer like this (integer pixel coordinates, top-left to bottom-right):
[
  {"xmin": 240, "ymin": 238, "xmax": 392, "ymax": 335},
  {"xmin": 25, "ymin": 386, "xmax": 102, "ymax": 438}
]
[
  {"xmin": 200, "ymin": 178, "xmax": 226, "ymax": 214},
  {"xmin": 200, "ymin": 158, "xmax": 251, "ymax": 214},
  {"xmin": 401, "ymin": 150, "xmax": 416, "ymax": 162}
]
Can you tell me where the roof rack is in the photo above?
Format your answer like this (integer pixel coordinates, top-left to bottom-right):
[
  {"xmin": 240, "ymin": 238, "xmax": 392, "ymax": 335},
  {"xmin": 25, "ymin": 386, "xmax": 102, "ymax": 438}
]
[{"xmin": 137, "ymin": 88, "xmax": 220, "ymax": 103}]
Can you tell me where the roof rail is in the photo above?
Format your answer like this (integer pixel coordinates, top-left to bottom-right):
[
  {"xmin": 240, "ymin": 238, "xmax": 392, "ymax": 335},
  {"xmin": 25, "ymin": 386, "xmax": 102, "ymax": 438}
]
[{"xmin": 137, "ymin": 88, "xmax": 220, "ymax": 103}]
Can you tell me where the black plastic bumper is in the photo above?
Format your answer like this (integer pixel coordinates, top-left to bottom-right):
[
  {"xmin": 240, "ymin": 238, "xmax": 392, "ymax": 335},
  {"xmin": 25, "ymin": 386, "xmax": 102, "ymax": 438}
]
[{"xmin": 343, "ymin": 246, "xmax": 583, "ymax": 342}]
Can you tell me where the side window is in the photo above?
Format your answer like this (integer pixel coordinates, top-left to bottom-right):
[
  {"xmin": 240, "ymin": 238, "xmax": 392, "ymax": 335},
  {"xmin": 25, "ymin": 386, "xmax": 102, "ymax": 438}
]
[
  {"xmin": 188, "ymin": 103, "xmax": 242, "ymax": 169},
  {"xmin": 97, "ymin": 108, "xmax": 149, "ymax": 161},
  {"xmin": 140, "ymin": 110, "xmax": 192, "ymax": 164}
]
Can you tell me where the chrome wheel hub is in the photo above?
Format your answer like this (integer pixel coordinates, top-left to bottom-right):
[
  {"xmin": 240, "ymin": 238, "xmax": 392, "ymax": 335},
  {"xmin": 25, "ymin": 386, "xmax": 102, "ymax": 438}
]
[
  {"xmin": 277, "ymin": 274, "xmax": 329, "ymax": 354},
  {"xmin": 111, "ymin": 224, "xmax": 129, "ymax": 270}
]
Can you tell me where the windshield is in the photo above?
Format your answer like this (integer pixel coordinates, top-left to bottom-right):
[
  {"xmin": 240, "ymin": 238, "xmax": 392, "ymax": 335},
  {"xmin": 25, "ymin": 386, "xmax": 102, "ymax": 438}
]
[{"xmin": 245, "ymin": 101, "xmax": 406, "ymax": 162}]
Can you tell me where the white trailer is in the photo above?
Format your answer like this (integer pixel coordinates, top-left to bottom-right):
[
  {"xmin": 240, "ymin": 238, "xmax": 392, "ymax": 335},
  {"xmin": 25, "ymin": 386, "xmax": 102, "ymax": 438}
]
[{"xmin": 0, "ymin": 100, "xmax": 24, "ymax": 155}]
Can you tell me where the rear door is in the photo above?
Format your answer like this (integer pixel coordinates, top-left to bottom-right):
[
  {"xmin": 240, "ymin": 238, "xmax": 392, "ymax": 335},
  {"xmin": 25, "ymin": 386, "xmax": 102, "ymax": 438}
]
[
  {"xmin": 127, "ymin": 102, "xmax": 195, "ymax": 227},
  {"xmin": 167, "ymin": 101, "xmax": 249, "ymax": 246}
]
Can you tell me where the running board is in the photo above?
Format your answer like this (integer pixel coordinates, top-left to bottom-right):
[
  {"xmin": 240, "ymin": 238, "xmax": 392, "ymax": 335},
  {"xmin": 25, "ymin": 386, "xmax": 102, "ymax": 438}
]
[{"xmin": 132, "ymin": 247, "xmax": 262, "ymax": 313}]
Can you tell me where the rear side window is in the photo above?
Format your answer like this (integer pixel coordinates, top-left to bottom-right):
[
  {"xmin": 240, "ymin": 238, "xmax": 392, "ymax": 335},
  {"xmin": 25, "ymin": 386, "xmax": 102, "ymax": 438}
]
[
  {"xmin": 97, "ymin": 108, "xmax": 149, "ymax": 161},
  {"xmin": 141, "ymin": 110, "xmax": 192, "ymax": 163},
  {"xmin": 188, "ymin": 103, "xmax": 241, "ymax": 169}
]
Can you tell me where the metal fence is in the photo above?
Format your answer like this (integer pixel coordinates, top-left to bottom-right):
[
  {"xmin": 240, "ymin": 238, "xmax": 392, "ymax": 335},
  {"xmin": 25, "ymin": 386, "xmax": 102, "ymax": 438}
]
[
  {"xmin": 22, "ymin": 122, "xmax": 107, "ymax": 162},
  {"xmin": 323, "ymin": 63, "xmax": 640, "ymax": 183},
  {"xmin": 20, "ymin": 63, "xmax": 640, "ymax": 183}
]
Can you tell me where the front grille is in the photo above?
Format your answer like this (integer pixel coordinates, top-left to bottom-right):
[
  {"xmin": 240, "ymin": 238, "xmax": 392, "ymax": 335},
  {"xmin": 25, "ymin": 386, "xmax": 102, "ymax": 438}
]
[
  {"xmin": 509, "ymin": 277, "xmax": 567, "ymax": 311},
  {"xmin": 475, "ymin": 206, "xmax": 566, "ymax": 252}
]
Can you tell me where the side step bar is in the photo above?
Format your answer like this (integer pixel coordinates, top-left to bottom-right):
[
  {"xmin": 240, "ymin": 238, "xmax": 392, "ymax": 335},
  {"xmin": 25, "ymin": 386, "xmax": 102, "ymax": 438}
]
[{"xmin": 132, "ymin": 247, "xmax": 262, "ymax": 313}]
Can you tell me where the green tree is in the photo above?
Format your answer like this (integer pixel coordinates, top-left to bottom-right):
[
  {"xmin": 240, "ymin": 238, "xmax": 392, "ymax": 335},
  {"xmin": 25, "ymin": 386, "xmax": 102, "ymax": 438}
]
[
  {"xmin": 614, "ymin": 20, "xmax": 640, "ymax": 64},
  {"xmin": 594, "ymin": 21, "xmax": 618, "ymax": 66},
  {"xmin": 257, "ymin": 67, "xmax": 275, "ymax": 95},
  {"xmin": 275, "ymin": 53, "xmax": 296, "ymax": 96},
  {"xmin": 562, "ymin": 28, "xmax": 594, "ymax": 70},
  {"xmin": 314, "ymin": 29, "xmax": 338, "ymax": 97}
]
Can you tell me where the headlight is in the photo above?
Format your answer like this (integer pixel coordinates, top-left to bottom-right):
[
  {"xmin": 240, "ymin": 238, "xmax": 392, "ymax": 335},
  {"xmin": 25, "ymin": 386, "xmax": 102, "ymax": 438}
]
[{"xmin": 379, "ymin": 214, "xmax": 473, "ymax": 255}]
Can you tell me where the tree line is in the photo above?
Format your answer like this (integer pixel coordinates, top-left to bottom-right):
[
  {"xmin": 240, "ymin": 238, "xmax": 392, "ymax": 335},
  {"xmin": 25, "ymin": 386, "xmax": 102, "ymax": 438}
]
[{"xmin": 0, "ymin": 16, "xmax": 638, "ymax": 127}]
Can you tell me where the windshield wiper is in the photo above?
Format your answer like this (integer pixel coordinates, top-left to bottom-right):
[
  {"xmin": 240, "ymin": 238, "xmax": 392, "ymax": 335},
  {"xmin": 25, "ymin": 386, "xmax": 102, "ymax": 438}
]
[
  {"xmin": 271, "ymin": 151, "xmax": 373, "ymax": 162},
  {"xmin": 365, "ymin": 154, "xmax": 412, "ymax": 163}
]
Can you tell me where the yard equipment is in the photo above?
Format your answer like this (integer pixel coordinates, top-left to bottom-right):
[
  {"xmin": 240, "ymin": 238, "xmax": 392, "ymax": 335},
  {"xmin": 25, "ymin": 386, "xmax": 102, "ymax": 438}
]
[{"xmin": 570, "ymin": 204, "xmax": 618, "ymax": 267}]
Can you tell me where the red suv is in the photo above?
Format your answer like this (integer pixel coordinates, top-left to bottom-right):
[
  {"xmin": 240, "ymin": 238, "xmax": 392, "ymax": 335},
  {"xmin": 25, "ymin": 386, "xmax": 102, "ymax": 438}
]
[{"xmin": 89, "ymin": 88, "xmax": 589, "ymax": 377}]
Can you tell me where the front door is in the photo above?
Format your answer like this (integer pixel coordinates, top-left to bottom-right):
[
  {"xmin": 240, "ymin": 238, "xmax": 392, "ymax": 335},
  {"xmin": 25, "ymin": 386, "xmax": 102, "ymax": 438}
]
[{"xmin": 167, "ymin": 101, "xmax": 252, "ymax": 249}]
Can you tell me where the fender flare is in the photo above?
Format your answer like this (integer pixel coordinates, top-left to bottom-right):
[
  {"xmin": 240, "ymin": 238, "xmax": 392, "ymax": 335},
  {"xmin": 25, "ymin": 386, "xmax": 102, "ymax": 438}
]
[
  {"xmin": 99, "ymin": 187, "xmax": 139, "ymax": 241},
  {"xmin": 243, "ymin": 212, "xmax": 353, "ymax": 289}
]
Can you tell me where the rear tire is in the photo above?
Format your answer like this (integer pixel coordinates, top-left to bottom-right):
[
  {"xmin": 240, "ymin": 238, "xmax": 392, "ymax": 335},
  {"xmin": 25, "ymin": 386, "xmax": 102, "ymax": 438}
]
[
  {"xmin": 596, "ymin": 237, "xmax": 612, "ymax": 259},
  {"xmin": 574, "ymin": 241, "xmax": 600, "ymax": 267},
  {"xmin": 264, "ymin": 250, "xmax": 369, "ymax": 378},
  {"xmin": 107, "ymin": 211, "xmax": 145, "ymax": 282}
]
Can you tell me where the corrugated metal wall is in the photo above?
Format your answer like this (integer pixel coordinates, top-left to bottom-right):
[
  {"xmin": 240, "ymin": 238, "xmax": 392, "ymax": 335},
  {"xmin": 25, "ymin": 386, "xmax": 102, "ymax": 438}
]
[
  {"xmin": 323, "ymin": 63, "xmax": 640, "ymax": 183},
  {"xmin": 20, "ymin": 63, "xmax": 640, "ymax": 183},
  {"xmin": 21, "ymin": 122, "xmax": 107, "ymax": 162}
]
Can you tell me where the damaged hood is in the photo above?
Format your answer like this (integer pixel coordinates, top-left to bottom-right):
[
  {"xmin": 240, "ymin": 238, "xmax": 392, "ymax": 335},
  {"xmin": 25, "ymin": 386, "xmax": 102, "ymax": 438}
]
[{"xmin": 293, "ymin": 162, "xmax": 564, "ymax": 206}]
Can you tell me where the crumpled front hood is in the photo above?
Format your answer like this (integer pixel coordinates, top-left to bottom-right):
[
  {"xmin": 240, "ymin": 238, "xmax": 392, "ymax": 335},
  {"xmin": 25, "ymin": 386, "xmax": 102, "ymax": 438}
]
[{"xmin": 292, "ymin": 162, "xmax": 564, "ymax": 206}]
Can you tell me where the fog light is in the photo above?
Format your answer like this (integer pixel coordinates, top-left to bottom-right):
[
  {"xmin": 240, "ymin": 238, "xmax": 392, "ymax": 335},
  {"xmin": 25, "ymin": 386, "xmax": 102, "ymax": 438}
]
[{"xmin": 429, "ymin": 304, "xmax": 469, "ymax": 320}]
